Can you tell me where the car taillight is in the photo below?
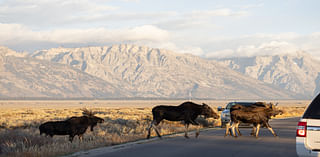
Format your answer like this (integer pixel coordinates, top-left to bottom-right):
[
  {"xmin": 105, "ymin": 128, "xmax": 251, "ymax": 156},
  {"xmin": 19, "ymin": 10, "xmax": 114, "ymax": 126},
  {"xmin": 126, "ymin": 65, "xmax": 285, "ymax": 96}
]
[{"xmin": 296, "ymin": 121, "xmax": 307, "ymax": 137}]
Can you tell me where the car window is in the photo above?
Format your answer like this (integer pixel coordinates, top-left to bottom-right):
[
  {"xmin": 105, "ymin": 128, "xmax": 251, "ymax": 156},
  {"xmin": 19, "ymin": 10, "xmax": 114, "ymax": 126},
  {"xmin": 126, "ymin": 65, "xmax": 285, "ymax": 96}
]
[
  {"xmin": 237, "ymin": 102, "xmax": 255, "ymax": 106},
  {"xmin": 226, "ymin": 103, "xmax": 234, "ymax": 109},
  {"xmin": 303, "ymin": 93, "xmax": 320, "ymax": 119},
  {"xmin": 225, "ymin": 102, "xmax": 255, "ymax": 109}
]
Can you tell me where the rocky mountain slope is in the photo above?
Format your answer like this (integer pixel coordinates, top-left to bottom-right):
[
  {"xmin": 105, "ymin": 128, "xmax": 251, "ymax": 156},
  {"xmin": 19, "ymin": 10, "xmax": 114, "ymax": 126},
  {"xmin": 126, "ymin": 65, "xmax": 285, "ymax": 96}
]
[
  {"xmin": 217, "ymin": 51, "xmax": 320, "ymax": 98},
  {"xmin": 30, "ymin": 44, "xmax": 297, "ymax": 99},
  {"xmin": 0, "ymin": 47, "xmax": 127, "ymax": 98}
]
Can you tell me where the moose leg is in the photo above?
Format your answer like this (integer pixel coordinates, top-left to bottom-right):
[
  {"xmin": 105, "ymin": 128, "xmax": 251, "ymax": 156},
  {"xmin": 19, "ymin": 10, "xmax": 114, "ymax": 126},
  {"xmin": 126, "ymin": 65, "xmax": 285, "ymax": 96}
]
[
  {"xmin": 228, "ymin": 122, "xmax": 233, "ymax": 136},
  {"xmin": 265, "ymin": 122, "xmax": 277, "ymax": 137},
  {"xmin": 153, "ymin": 125, "xmax": 161, "ymax": 138},
  {"xmin": 147, "ymin": 120, "xmax": 154, "ymax": 139},
  {"xmin": 195, "ymin": 125, "xmax": 201, "ymax": 138},
  {"xmin": 184, "ymin": 123, "xmax": 190, "ymax": 139},
  {"xmin": 90, "ymin": 125, "xmax": 95, "ymax": 132},
  {"xmin": 147, "ymin": 120, "xmax": 162, "ymax": 139},
  {"xmin": 235, "ymin": 122, "xmax": 241, "ymax": 136},
  {"xmin": 69, "ymin": 135, "xmax": 75, "ymax": 143},
  {"xmin": 79, "ymin": 134, "xmax": 83, "ymax": 142},
  {"xmin": 230, "ymin": 122, "xmax": 235, "ymax": 137},
  {"xmin": 225, "ymin": 122, "xmax": 231, "ymax": 137},
  {"xmin": 190, "ymin": 119, "xmax": 199, "ymax": 125},
  {"xmin": 230, "ymin": 122, "xmax": 238, "ymax": 137},
  {"xmin": 188, "ymin": 119, "xmax": 201, "ymax": 138},
  {"xmin": 255, "ymin": 123, "xmax": 261, "ymax": 138},
  {"xmin": 251, "ymin": 125, "xmax": 257, "ymax": 136},
  {"xmin": 152, "ymin": 121, "xmax": 162, "ymax": 139}
]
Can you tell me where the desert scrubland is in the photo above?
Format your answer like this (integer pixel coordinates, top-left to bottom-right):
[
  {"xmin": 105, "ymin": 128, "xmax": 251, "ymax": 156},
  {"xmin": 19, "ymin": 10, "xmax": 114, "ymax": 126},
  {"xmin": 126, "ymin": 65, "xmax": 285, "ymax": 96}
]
[{"xmin": 0, "ymin": 100, "xmax": 309, "ymax": 157}]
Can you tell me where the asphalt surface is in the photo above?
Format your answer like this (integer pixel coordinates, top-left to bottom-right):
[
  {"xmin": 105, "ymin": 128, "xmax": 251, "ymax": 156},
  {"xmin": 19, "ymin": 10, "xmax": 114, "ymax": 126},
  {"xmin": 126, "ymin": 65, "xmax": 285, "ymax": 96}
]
[{"xmin": 73, "ymin": 117, "xmax": 299, "ymax": 157}]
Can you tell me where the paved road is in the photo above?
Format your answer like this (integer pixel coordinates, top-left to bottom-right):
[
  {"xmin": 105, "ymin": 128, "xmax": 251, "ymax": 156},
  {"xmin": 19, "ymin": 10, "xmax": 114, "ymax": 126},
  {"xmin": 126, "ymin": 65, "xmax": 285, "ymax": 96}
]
[{"xmin": 75, "ymin": 117, "xmax": 300, "ymax": 157}]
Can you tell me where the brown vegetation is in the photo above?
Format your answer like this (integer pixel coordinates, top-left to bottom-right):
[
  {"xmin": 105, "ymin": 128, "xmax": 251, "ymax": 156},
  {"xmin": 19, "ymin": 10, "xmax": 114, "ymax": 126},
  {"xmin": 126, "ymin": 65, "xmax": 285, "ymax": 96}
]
[{"xmin": 0, "ymin": 100, "xmax": 308, "ymax": 157}]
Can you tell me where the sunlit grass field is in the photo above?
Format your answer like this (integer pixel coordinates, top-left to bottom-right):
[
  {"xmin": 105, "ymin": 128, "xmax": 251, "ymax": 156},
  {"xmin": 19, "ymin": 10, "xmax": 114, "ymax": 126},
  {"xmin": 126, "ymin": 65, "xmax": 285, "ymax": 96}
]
[{"xmin": 0, "ymin": 100, "xmax": 309, "ymax": 157}]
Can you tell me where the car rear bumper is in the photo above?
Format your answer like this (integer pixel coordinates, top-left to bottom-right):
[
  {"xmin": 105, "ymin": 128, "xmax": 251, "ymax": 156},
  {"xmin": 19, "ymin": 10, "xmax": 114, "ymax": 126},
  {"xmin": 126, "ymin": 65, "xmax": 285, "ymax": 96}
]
[{"xmin": 297, "ymin": 137, "xmax": 320, "ymax": 157}]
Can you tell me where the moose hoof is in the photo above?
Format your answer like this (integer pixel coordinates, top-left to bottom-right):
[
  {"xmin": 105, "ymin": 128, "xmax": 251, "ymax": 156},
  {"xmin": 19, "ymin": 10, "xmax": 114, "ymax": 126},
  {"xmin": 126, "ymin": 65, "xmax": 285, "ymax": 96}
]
[
  {"xmin": 195, "ymin": 133, "xmax": 199, "ymax": 138},
  {"xmin": 184, "ymin": 135, "xmax": 190, "ymax": 139}
]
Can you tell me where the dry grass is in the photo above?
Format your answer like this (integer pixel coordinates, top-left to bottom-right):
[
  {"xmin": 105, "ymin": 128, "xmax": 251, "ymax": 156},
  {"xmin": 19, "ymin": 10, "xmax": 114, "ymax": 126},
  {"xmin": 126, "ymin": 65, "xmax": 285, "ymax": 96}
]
[
  {"xmin": 275, "ymin": 106, "xmax": 307, "ymax": 118},
  {"xmin": 0, "ymin": 100, "xmax": 309, "ymax": 157}
]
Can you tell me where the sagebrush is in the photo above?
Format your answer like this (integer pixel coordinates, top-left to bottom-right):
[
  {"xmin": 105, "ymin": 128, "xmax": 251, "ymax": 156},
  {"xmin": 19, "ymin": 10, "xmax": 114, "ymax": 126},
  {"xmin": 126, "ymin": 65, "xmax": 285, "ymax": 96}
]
[{"xmin": 0, "ymin": 100, "xmax": 307, "ymax": 157}]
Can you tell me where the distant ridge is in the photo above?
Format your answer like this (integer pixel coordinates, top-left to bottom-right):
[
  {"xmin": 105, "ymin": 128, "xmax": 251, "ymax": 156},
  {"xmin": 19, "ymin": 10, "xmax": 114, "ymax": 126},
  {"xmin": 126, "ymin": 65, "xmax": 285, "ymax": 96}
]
[
  {"xmin": 217, "ymin": 51, "xmax": 320, "ymax": 98},
  {"xmin": 29, "ymin": 44, "xmax": 297, "ymax": 99},
  {"xmin": 0, "ymin": 47, "xmax": 129, "ymax": 98}
]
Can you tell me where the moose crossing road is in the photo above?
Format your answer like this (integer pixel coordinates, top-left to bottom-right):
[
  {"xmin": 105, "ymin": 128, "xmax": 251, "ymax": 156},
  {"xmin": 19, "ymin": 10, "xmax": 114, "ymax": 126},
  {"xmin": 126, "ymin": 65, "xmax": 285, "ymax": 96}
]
[{"xmin": 70, "ymin": 117, "xmax": 299, "ymax": 157}]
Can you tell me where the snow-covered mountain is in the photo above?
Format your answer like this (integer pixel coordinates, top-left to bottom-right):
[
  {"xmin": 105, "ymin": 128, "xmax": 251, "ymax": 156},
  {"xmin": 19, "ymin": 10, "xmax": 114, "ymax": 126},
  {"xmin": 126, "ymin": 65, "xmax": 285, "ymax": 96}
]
[
  {"xmin": 30, "ymin": 44, "xmax": 296, "ymax": 99},
  {"xmin": 0, "ymin": 47, "xmax": 128, "ymax": 98},
  {"xmin": 217, "ymin": 51, "xmax": 320, "ymax": 98}
]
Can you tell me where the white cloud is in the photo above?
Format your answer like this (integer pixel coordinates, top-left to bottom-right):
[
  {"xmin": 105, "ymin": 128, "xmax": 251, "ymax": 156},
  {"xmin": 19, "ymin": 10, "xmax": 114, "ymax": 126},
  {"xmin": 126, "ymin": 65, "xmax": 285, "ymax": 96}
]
[
  {"xmin": 132, "ymin": 40, "xmax": 205, "ymax": 56},
  {"xmin": 155, "ymin": 18, "xmax": 218, "ymax": 30},
  {"xmin": 71, "ymin": 11, "xmax": 178, "ymax": 24},
  {"xmin": 202, "ymin": 32, "xmax": 320, "ymax": 59},
  {"xmin": 190, "ymin": 9, "xmax": 249, "ymax": 18},
  {"xmin": 0, "ymin": 0, "xmax": 249, "ymax": 32},
  {"xmin": 155, "ymin": 8, "xmax": 248, "ymax": 30},
  {"xmin": 299, "ymin": 32, "xmax": 320, "ymax": 56},
  {"xmin": 237, "ymin": 41, "xmax": 299, "ymax": 56},
  {"xmin": 205, "ymin": 49, "xmax": 235, "ymax": 58},
  {"xmin": 0, "ymin": 23, "xmax": 42, "ymax": 41},
  {"xmin": 0, "ymin": 22, "xmax": 206, "ymax": 56},
  {"xmin": 174, "ymin": 46, "xmax": 204, "ymax": 56},
  {"xmin": 245, "ymin": 32, "xmax": 301, "ymax": 40},
  {"xmin": 0, "ymin": 0, "xmax": 318, "ymax": 59},
  {"xmin": 0, "ymin": 0, "xmax": 118, "ymax": 27},
  {"xmin": 311, "ymin": 32, "xmax": 320, "ymax": 38},
  {"xmin": 205, "ymin": 41, "xmax": 304, "ymax": 58},
  {"xmin": 0, "ymin": 23, "xmax": 170, "ymax": 49}
]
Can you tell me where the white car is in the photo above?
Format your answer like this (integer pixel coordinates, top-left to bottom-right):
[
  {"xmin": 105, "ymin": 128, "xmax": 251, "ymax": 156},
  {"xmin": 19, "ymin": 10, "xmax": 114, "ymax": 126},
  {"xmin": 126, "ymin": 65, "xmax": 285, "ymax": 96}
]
[
  {"xmin": 296, "ymin": 93, "xmax": 320, "ymax": 157},
  {"xmin": 218, "ymin": 102, "xmax": 256, "ymax": 128}
]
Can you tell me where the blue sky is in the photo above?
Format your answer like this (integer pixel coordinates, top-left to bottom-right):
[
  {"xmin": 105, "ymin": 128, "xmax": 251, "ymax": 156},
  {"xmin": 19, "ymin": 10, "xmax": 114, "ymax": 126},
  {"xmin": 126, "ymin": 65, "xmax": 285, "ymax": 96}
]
[{"xmin": 0, "ymin": 0, "xmax": 319, "ymax": 58}]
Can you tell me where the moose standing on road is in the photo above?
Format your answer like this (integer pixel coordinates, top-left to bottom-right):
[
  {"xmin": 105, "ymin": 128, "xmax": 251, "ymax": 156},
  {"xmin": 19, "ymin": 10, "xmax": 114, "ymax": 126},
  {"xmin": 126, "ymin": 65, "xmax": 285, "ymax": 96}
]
[
  {"xmin": 225, "ymin": 102, "xmax": 283, "ymax": 138},
  {"xmin": 147, "ymin": 101, "xmax": 219, "ymax": 139},
  {"xmin": 39, "ymin": 109, "xmax": 104, "ymax": 142}
]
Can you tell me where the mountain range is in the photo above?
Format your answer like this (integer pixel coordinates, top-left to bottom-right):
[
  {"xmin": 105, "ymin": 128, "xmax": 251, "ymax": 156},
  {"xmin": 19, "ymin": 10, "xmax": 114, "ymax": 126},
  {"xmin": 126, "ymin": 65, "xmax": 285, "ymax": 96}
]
[
  {"xmin": 1, "ymin": 44, "xmax": 317, "ymax": 99},
  {"xmin": 0, "ymin": 46, "xmax": 128, "ymax": 98},
  {"xmin": 217, "ymin": 51, "xmax": 320, "ymax": 98}
]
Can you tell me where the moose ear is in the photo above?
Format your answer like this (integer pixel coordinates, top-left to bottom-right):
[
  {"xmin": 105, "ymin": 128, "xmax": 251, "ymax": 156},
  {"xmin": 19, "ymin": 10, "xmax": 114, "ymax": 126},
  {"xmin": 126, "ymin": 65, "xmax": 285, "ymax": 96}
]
[{"xmin": 202, "ymin": 103, "xmax": 208, "ymax": 106}]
